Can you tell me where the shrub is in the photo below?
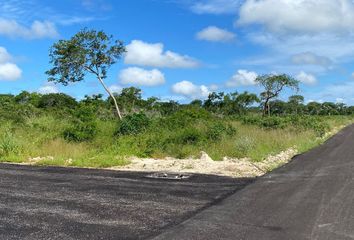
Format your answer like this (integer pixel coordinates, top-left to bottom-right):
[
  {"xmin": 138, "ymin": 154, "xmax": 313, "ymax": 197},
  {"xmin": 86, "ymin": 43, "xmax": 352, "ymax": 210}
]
[
  {"xmin": 175, "ymin": 128, "xmax": 203, "ymax": 145},
  {"xmin": 116, "ymin": 113, "xmax": 150, "ymax": 136},
  {"xmin": 206, "ymin": 123, "xmax": 225, "ymax": 141},
  {"xmin": 63, "ymin": 121, "xmax": 97, "ymax": 142},
  {"xmin": 260, "ymin": 117, "xmax": 288, "ymax": 129},
  {"xmin": 0, "ymin": 130, "xmax": 20, "ymax": 157},
  {"xmin": 163, "ymin": 108, "xmax": 211, "ymax": 129},
  {"xmin": 206, "ymin": 122, "xmax": 237, "ymax": 141},
  {"xmin": 235, "ymin": 136, "xmax": 255, "ymax": 155},
  {"xmin": 63, "ymin": 106, "xmax": 97, "ymax": 142}
]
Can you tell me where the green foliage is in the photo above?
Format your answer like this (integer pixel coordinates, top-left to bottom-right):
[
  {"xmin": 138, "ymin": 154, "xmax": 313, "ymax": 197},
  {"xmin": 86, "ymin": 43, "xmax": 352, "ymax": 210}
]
[
  {"xmin": 0, "ymin": 82, "xmax": 353, "ymax": 167},
  {"xmin": 175, "ymin": 128, "xmax": 203, "ymax": 145},
  {"xmin": 163, "ymin": 107, "xmax": 211, "ymax": 129},
  {"xmin": 206, "ymin": 122, "xmax": 237, "ymax": 141},
  {"xmin": 256, "ymin": 74, "xmax": 299, "ymax": 116},
  {"xmin": 63, "ymin": 106, "xmax": 97, "ymax": 142},
  {"xmin": 241, "ymin": 115, "xmax": 330, "ymax": 137},
  {"xmin": 38, "ymin": 93, "xmax": 77, "ymax": 109},
  {"xmin": 0, "ymin": 129, "xmax": 20, "ymax": 157},
  {"xmin": 235, "ymin": 136, "xmax": 255, "ymax": 155},
  {"xmin": 46, "ymin": 28, "xmax": 126, "ymax": 84},
  {"xmin": 116, "ymin": 113, "xmax": 150, "ymax": 136}
]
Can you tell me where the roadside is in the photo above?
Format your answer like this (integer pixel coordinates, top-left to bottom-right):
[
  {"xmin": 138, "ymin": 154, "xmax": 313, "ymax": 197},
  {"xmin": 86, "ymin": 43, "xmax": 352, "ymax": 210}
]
[{"xmin": 11, "ymin": 124, "xmax": 346, "ymax": 178}]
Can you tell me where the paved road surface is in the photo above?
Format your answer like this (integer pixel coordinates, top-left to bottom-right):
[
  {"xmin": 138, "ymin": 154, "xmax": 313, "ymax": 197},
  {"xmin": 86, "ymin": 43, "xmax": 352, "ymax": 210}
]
[
  {"xmin": 154, "ymin": 125, "xmax": 354, "ymax": 240},
  {"xmin": 0, "ymin": 163, "xmax": 252, "ymax": 239}
]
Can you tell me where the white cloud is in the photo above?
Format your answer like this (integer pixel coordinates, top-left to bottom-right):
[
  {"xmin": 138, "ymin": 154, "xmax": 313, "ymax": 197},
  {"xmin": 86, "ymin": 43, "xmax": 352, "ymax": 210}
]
[
  {"xmin": 191, "ymin": 0, "xmax": 241, "ymax": 14},
  {"xmin": 124, "ymin": 40, "xmax": 199, "ymax": 68},
  {"xmin": 0, "ymin": 18, "xmax": 58, "ymax": 39},
  {"xmin": 0, "ymin": 63, "xmax": 22, "ymax": 81},
  {"xmin": 336, "ymin": 98, "xmax": 345, "ymax": 103},
  {"xmin": 291, "ymin": 52, "xmax": 332, "ymax": 67},
  {"xmin": 296, "ymin": 71, "xmax": 317, "ymax": 85},
  {"xmin": 172, "ymin": 81, "xmax": 210, "ymax": 99},
  {"xmin": 352, "ymin": 72, "xmax": 354, "ymax": 78},
  {"xmin": 38, "ymin": 83, "xmax": 59, "ymax": 94},
  {"xmin": 305, "ymin": 81, "xmax": 354, "ymax": 104},
  {"xmin": 226, "ymin": 69, "xmax": 258, "ymax": 87},
  {"xmin": 196, "ymin": 26, "xmax": 235, "ymax": 42},
  {"xmin": 238, "ymin": 0, "xmax": 354, "ymax": 34},
  {"xmin": 119, "ymin": 67, "xmax": 165, "ymax": 86},
  {"xmin": 109, "ymin": 85, "xmax": 123, "ymax": 94},
  {"xmin": 0, "ymin": 47, "xmax": 11, "ymax": 64},
  {"xmin": 0, "ymin": 47, "xmax": 22, "ymax": 81}
]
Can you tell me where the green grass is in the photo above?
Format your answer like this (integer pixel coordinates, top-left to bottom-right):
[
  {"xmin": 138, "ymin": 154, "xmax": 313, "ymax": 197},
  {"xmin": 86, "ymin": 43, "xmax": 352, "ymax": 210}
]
[{"xmin": 0, "ymin": 114, "xmax": 352, "ymax": 169}]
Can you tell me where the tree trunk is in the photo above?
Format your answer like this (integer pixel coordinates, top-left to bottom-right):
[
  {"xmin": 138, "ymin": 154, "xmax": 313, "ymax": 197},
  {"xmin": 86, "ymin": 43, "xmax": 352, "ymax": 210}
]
[
  {"xmin": 267, "ymin": 101, "xmax": 271, "ymax": 116},
  {"xmin": 97, "ymin": 75, "xmax": 122, "ymax": 120},
  {"xmin": 263, "ymin": 99, "xmax": 270, "ymax": 116}
]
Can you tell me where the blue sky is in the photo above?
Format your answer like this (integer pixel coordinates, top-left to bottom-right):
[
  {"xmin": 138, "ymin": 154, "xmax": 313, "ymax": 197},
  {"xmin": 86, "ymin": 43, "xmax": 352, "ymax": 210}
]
[{"xmin": 1, "ymin": 0, "xmax": 354, "ymax": 104}]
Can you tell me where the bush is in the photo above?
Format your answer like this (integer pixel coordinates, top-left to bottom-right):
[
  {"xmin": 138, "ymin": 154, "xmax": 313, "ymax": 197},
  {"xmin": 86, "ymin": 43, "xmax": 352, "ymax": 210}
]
[
  {"xmin": 175, "ymin": 128, "xmax": 203, "ymax": 145},
  {"xmin": 206, "ymin": 122, "xmax": 237, "ymax": 141},
  {"xmin": 0, "ymin": 130, "xmax": 20, "ymax": 157},
  {"xmin": 260, "ymin": 117, "xmax": 288, "ymax": 129},
  {"xmin": 63, "ymin": 106, "xmax": 97, "ymax": 142},
  {"xmin": 206, "ymin": 123, "xmax": 225, "ymax": 141},
  {"xmin": 116, "ymin": 113, "xmax": 150, "ymax": 136},
  {"xmin": 235, "ymin": 136, "xmax": 255, "ymax": 155},
  {"xmin": 63, "ymin": 121, "xmax": 97, "ymax": 142},
  {"xmin": 163, "ymin": 108, "xmax": 211, "ymax": 129}
]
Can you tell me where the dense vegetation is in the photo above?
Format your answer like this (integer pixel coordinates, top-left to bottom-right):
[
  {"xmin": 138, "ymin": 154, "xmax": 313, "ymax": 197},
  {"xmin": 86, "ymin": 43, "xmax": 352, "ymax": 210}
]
[
  {"xmin": 0, "ymin": 88, "xmax": 353, "ymax": 168},
  {"xmin": 0, "ymin": 29, "xmax": 352, "ymax": 169}
]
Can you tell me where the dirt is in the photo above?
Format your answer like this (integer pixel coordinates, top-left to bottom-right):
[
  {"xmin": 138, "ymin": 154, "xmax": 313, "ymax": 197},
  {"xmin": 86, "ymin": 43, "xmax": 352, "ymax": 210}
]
[{"xmin": 111, "ymin": 148, "xmax": 298, "ymax": 178}]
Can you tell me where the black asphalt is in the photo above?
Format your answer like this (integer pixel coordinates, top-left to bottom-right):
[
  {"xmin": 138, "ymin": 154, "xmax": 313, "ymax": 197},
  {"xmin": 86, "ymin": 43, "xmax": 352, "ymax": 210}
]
[
  {"xmin": 154, "ymin": 124, "xmax": 354, "ymax": 240},
  {"xmin": 0, "ymin": 163, "xmax": 252, "ymax": 240}
]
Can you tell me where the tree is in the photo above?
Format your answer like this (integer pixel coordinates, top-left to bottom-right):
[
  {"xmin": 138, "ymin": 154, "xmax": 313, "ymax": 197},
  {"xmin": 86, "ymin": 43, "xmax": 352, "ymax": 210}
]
[
  {"xmin": 204, "ymin": 92, "xmax": 224, "ymax": 112},
  {"xmin": 235, "ymin": 92, "xmax": 260, "ymax": 114},
  {"xmin": 38, "ymin": 93, "xmax": 78, "ymax": 109},
  {"xmin": 116, "ymin": 87, "xmax": 143, "ymax": 113},
  {"xmin": 222, "ymin": 91, "xmax": 259, "ymax": 115},
  {"xmin": 288, "ymin": 95, "xmax": 304, "ymax": 115},
  {"xmin": 256, "ymin": 74, "xmax": 299, "ymax": 116},
  {"xmin": 46, "ymin": 28, "xmax": 126, "ymax": 119}
]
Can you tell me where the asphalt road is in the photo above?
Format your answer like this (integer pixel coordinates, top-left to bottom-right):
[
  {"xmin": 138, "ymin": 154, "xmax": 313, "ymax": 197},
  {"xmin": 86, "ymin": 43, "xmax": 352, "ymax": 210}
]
[
  {"xmin": 0, "ymin": 163, "xmax": 252, "ymax": 240},
  {"xmin": 154, "ymin": 124, "xmax": 354, "ymax": 240}
]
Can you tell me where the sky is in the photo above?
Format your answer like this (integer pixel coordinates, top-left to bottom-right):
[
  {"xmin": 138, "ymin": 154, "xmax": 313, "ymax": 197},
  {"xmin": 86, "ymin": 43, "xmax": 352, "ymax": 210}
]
[{"xmin": 1, "ymin": 0, "xmax": 354, "ymax": 104}]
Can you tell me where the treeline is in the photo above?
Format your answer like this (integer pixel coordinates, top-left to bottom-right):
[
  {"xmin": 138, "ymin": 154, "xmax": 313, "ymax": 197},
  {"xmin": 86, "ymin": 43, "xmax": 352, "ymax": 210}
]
[{"xmin": 1, "ymin": 87, "xmax": 353, "ymax": 122}]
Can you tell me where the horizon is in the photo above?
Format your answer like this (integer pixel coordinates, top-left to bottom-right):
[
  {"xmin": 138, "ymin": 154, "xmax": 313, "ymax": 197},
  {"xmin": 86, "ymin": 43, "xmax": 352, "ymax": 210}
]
[{"xmin": 1, "ymin": 0, "xmax": 354, "ymax": 104}]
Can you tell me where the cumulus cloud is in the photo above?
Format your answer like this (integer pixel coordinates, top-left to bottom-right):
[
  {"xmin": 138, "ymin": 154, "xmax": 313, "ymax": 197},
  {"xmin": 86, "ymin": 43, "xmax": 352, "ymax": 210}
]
[
  {"xmin": 119, "ymin": 67, "xmax": 165, "ymax": 86},
  {"xmin": 238, "ymin": 0, "xmax": 354, "ymax": 34},
  {"xmin": 0, "ymin": 47, "xmax": 11, "ymax": 64},
  {"xmin": 0, "ymin": 63, "xmax": 22, "ymax": 81},
  {"xmin": 38, "ymin": 83, "xmax": 59, "ymax": 94},
  {"xmin": 196, "ymin": 26, "xmax": 235, "ymax": 42},
  {"xmin": 0, "ymin": 18, "xmax": 58, "ymax": 39},
  {"xmin": 226, "ymin": 69, "xmax": 258, "ymax": 87},
  {"xmin": 291, "ymin": 52, "xmax": 332, "ymax": 67},
  {"xmin": 296, "ymin": 71, "xmax": 317, "ymax": 85},
  {"xmin": 191, "ymin": 0, "xmax": 241, "ymax": 14},
  {"xmin": 0, "ymin": 47, "xmax": 21, "ymax": 81},
  {"xmin": 109, "ymin": 85, "xmax": 123, "ymax": 94},
  {"xmin": 172, "ymin": 81, "xmax": 210, "ymax": 99},
  {"xmin": 124, "ymin": 40, "xmax": 199, "ymax": 68}
]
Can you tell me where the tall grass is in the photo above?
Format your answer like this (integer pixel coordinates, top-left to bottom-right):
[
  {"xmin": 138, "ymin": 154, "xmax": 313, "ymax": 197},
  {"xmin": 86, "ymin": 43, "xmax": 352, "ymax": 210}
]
[{"xmin": 0, "ymin": 114, "xmax": 352, "ymax": 168}]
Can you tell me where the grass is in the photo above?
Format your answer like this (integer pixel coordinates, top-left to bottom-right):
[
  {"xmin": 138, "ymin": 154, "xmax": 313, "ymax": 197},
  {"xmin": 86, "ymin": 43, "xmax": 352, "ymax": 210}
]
[{"xmin": 0, "ymin": 114, "xmax": 352, "ymax": 169}]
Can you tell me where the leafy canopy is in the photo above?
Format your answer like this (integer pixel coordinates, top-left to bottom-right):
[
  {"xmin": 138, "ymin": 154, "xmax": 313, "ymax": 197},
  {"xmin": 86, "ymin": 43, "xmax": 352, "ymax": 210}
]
[
  {"xmin": 46, "ymin": 28, "xmax": 126, "ymax": 85},
  {"xmin": 256, "ymin": 74, "xmax": 299, "ymax": 100}
]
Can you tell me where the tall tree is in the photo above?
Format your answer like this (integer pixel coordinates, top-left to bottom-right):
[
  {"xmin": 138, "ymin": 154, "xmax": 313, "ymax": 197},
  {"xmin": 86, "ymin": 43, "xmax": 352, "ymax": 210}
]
[
  {"xmin": 288, "ymin": 95, "xmax": 304, "ymax": 114},
  {"xmin": 256, "ymin": 74, "xmax": 299, "ymax": 116},
  {"xmin": 46, "ymin": 28, "xmax": 126, "ymax": 119}
]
